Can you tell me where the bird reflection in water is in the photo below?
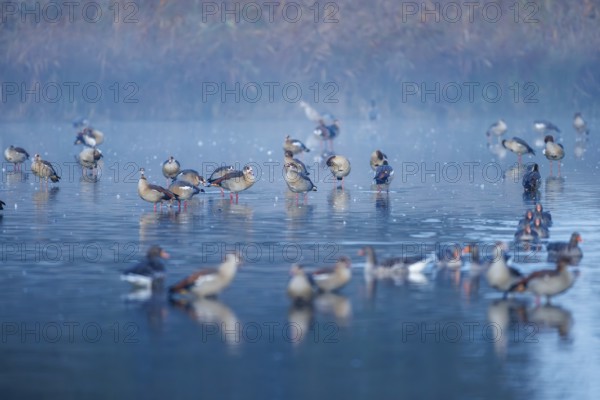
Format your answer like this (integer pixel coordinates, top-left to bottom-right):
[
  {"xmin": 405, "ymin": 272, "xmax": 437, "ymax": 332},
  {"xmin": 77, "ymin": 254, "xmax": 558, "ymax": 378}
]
[
  {"xmin": 33, "ymin": 186, "xmax": 59, "ymax": 208},
  {"xmin": 288, "ymin": 303, "xmax": 314, "ymax": 346},
  {"xmin": 522, "ymin": 189, "xmax": 541, "ymax": 206},
  {"xmin": 545, "ymin": 176, "xmax": 565, "ymax": 196},
  {"xmin": 285, "ymin": 193, "xmax": 315, "ymax": 220},
  {"xmin": 487, "ymin": 299, "xmax": 528, "ymax": 358},
  {"xmin": 503, "ymin": 163, "xmax": 526, "ymax": 182},
  {"xmin": 574, "ymin": 135, "xmax": 588, "ymax": 159},
  {"xmin": 374, "ymin": 191, "xmax": 390, "ymax": 218},
  {"xmin": 328, "ymin": 188, "xmax": 350, "ymax": 212},
  {"xmin": 488, "ymin": 142, "xmax": 508, "ymax": 160},
  {"xmin": 139, "ymin": 211, "xmax": 178, "ymax": 240},
  {"xmin": 123, "ymin": 289, "xmax": 169, "ymax": 333},
  {"xmin": 314, "ymin": 292, "xmax": 352, "ymax": 327},
  {"xmin": 526, "ymin": 304, "xmax": 573, "ymax": 340},
  {"xmin": 4, "ymin": 171, "xmax": 28, "ymax": 186},
  {"xmin": 170, "ymin": 297, "xmax": 241, "ymax": 349}
]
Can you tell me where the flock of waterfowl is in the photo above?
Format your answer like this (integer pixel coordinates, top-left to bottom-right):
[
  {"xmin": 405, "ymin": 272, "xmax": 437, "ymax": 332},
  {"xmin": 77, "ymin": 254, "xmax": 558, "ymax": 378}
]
[
  {"xmin": 0, "ymin": 109, "xmax": 590, "ymax": 320},
  {"xmin": 120, "ymin": 109, "xmax": 587, "ymax": 310}
]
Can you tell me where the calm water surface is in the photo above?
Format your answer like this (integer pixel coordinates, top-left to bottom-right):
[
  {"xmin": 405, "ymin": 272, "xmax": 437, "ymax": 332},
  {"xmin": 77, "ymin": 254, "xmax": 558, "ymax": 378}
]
[{"xmin": 1, "ymin": 119, "xmax": 599, "ymax": 399}]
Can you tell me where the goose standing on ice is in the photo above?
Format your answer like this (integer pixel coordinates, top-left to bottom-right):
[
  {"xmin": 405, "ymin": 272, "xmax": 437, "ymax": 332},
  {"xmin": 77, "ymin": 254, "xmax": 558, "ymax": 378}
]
[
  {"xmin": 4, "ymin": 145, "xmax": 29, "ymax": 171},
  {"xmin": 542, "ymin": 135, "xmax": 565, "ymax": 176},
  {"xmin": 283, "ymin": 162, "xmax": 317, "ymax": 203},
  {"xmin": 284, "ymin": 135, "xmax": 310, "ymax": 156},
  {"xmin": 486, "ymin": 119, "xmax": 507, "ymax": 143},
  {"xmin": 162, "ymin": 156, "xmax": 181, "ymax": 185},
  {"xmin": 31, "ymin": 154, "xmax": 61, "ymax": 187},
  {"xmin": 573, "ymin": 112, "xmax": 588, "ymax": 134},
  {"xmin": 502, "ymin": 137, "xmax": 535, "ymax": 163},
  {"xmin": 510, "ymin": 256, "xmax": 576, "ymax": 304},
  {"xmin": 326, "ymin": 155, "xmax": 351, "ymax": 189},
  {"xmin": 138, "ymin": 168, "xmax": 178, "ymax": 211},
  {"xmin": 169, "ymin": 252, "xmax": 243, "ymax": 298},
  {"xmin": 287, "ymin": 264, "xmax": 314, "ymax": 305},
  {"xmin": 206, "ymin": 165, "xmax": 234, "ymax": 197},
  {"xmin": 310, "ymin": 256, "xmax": 352, "ymax": 292},
  {"xmin": 208, "ymin": 165, "xmax": 256, "ymax": 203}
]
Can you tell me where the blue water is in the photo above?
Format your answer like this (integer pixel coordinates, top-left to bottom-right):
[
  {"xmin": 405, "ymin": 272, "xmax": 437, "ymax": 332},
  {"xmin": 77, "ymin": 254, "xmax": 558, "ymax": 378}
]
[{"xmin": 1, "ymin": 119, "xmax": 599, "ymax": 398}]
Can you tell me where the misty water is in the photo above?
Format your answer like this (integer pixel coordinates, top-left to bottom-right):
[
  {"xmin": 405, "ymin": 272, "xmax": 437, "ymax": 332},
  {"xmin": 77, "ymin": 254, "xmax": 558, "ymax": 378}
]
[{"xmin": 1, "ymin": 118, "xmax": 599, "ymax": 399}]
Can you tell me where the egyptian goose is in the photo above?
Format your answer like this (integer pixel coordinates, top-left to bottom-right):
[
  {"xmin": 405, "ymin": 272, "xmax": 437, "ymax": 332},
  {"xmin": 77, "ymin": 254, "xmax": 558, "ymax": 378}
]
[
  {"xmin": 120, "ymin": 245, "xmax": 170, "ymax": 288},
  {"xmin": 326, "ymin": 155, "xmax": 351, "ymax": 189},
  {"xmin": 510, "ymin": 256, "xmax": 576, "ymax": 304},
  {"xmin": 485, "ymin": 242, "xmax": 523, "ymax": 297},
  {"xmin": 284, "ymin": 135, "xmax": 310, "ymax": 155},
  {"xmin": 208, "ymin": 165, "xmax": 256, "ymax": 202},
  {"xmin": 373, "ymin": 161, "xmax": 394, "ymax": 192},
  {"xmin": 162, "ymin": 156, "xmax": 181, "ymax": 184},
  {"xmin": 514, "ymin": 224, "xmax": 539, "ymax": 242},
  {"xmin": 531, "ymin": 218, "xmax": 549, "ymax": 239},
  {"xmin": 534, "ymin": 120, "xmax": 560, "ymax": 134},
  {"xmin": 168, "ymin": 180, "xmax": 203, "ymax": 209},
  {"xmin": 358, "ymin": 246, "xmax": 430, "ymax": 279},
  {"xmin": 74, "ymin": 127, "xmax": 104, "ymax": 147},
  {"xmin": 284, "ymin": 150, "xmax": 309, "ymax": 175},
  {"xmin": 534, "ymin": 203, "xmax": 552, "ymax": 226},
  {"xmin": 542, "ymin": 135, "xmax": 564, "ymax": 176},
  {"xmin": 4, "ymin": 145, "xmax": 29, "ymax": 171},
  {"xmin": 502, "ymin": 137, "xmax": 535, "ymax": 163},
  {"xmin": 31, "ymin": 154, "xmax": 60, "ymax": 186},
  {"xmin": 78, "ymin": 147, "xmax": 103, "ymax": 173},
  {"xmin": 287, "ymin": 264, "xmax": 313, "ymax": 304},
  {"xmin": 207, "ymin": 165, "xmax": 234, "ymax": 197},
  {"xmin": 573, "ymin": 112, "xmax": 588, "ymax": 134},
  {"xmin": 283, "ymin": 163, "xmax": 317, "ymax": 202},
  {"xmin": 169, "ymin": 252, "xmax": 242, "ymax": 297},
  {"xmin": 522, "ymin": 163, "xmax": 541, "ymax": 192},
  {"xmin": 314, "ymin": 120, "xmax": 340, "ymax": 151},
  {"xmin": 547, "ymin": 232, "xmax": 583, "ymax": 264},
  {"xmin": 486, "ymin": 119, "xmax": 507, "ymax": 143},
  {"xmin": 138, "ymin": 168, "xmax": 177, "ymax": 211},
  {"xmin": 175, "ymin": 169, "xmax": 206, "ymax": 187},
  {"xmin": 370, "ymin": 150, "xmax": 388, "ymax": 171},
  {"xmin": 310, "ymin": 256, "xmax": 352, "ymax": 292}
]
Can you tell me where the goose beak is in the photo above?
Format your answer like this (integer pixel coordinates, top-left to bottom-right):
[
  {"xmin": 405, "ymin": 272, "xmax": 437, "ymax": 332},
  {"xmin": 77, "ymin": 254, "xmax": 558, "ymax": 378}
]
[
  {"xmin": 462, "ymin": 245, "xmax": 470, "ymax": 255},
  {"xmin": 161, "ymin": 250, "xmax": 170, "ymax": 259},
  {"xmin": 357, "ymin": 248, "xmax": 365, "ymax": 256}
]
